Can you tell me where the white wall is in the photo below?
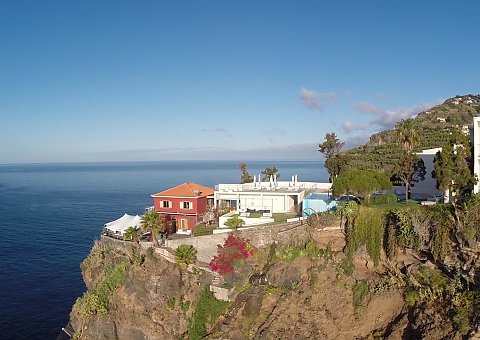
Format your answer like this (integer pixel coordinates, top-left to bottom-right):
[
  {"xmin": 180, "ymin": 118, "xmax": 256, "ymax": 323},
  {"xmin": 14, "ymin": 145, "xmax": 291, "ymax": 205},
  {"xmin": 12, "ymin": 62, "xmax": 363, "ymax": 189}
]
[
  {"xmin": 411, "ymin": 152, "xmax": 444, "ymax": 200},
  {"xmin": 474, "ymin": 117, "xmax": 480, "ymax": 193}
]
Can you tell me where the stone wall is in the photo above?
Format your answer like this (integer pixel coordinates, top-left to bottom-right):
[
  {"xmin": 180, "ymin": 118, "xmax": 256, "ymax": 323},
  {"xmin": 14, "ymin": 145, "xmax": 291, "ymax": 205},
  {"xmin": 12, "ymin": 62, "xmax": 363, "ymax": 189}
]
[{"xmin": 165, "ymin": 221, "xmax": 309, "ymax": 263}]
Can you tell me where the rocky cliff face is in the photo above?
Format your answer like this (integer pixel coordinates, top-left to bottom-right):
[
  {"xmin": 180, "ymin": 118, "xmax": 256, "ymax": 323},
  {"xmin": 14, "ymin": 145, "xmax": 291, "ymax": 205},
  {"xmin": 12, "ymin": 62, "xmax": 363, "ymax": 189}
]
[{"xmin": 68, "ymin": 229, "xmax": 465, "ymax": 340}]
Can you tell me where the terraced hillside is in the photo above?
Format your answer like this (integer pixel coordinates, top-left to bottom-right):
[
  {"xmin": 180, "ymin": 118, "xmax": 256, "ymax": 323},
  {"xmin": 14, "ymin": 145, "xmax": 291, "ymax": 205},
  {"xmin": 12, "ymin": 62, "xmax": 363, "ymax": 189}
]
[{"xmin": 340, "ymin": 94, "xmax": 480, "ymax": 174}]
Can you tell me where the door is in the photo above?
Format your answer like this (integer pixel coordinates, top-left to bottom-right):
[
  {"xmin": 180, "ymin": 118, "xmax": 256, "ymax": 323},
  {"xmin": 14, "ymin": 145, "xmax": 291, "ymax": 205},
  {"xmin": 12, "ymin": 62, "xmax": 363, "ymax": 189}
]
[{"xmin": 179, "ymin": 218, "xmax": 189, "ymax": 231}]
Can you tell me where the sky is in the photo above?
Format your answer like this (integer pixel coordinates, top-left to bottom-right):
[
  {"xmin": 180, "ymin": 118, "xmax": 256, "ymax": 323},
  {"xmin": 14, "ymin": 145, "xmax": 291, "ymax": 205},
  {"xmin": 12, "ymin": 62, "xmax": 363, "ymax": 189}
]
[{"xmin": 1, "ymin": 1, "xmax": 479, "ymax": 163}]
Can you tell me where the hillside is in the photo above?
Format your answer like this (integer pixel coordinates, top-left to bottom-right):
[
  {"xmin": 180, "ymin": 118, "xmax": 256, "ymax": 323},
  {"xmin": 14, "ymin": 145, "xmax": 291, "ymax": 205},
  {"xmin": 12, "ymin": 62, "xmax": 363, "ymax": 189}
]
[{"xmin": 341, "ymin": 94, "xmax": 480, "ymax": 174}]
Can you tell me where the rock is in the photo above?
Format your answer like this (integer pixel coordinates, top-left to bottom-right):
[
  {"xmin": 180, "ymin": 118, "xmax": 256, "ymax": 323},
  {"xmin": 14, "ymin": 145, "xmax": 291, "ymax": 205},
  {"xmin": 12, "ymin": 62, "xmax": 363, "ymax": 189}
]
[{"xmin": 265, "ymin": 263, "xmax": 301, "ymax": 288}]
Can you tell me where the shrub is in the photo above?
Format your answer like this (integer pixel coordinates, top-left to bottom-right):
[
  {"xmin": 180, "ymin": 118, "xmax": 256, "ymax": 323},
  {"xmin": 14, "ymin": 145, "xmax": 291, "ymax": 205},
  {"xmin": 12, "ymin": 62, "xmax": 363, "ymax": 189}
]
[
  {"xmin": 180, "ymin": 300, "xmax": 190, "ymax": 313},
  {"xmin": 74, "ymin": 259, "xmax": 130, "ymax": 318},
  {"xmin": 193, "ymin": 226, "xmax": 216, "ymax": 237},
  {"xmin": 305, "ymin": 240, "xmax": 321, "ymax": 258},
  {"xmin": 224, "ymin": 215, "xmax": 245, "ymax": 229},
  {"xmin": 209, "ymin": 232, "xmax": 255, "ymax": 275},
  {"xmin": 339, "ymin": 258, "xmax": 354, "ymax": 276},
  {"xmin": 453, "ymin": 291, "xmax": 480, "ymax": 335},
  {"xmin": 175, "ymin": 244, "xmax": 198, "ymax": 268},
  {"xmin": 275, "ymin": 245, "xmax": 305, "ymax": 263},
  {"xmin": 352, "ymin": 280, "xmax": 370, "ymax": 313},
  {"xmin": 346, "ymin": 207, "xmax": 385, "ymax": 266},
  {"xmin": 370, "ymin": 192, "xmax": 398, "ymax": 205}
]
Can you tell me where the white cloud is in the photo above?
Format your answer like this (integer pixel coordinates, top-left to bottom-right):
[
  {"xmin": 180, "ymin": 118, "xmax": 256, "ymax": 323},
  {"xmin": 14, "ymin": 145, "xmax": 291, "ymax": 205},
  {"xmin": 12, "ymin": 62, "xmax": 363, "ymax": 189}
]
[
  {"xmin": 344, "ymin": 135, "xmax": 370, "ymax": 150},
  {"xmin": 352, "ymin": 101, "xmax": 438, "ymax": 130},
  {"xmin": 85, "ymin": 143, "xmax": 320, "ymax": 161},
  {"xmin": 199, "ymin": 127, "xmax": 233, "ymax": 138},
  {"xmin": 299, "ymin": 87, "xmax": 336, "ymax": 111},
  {"xmin": 341, "ymin": 121, "xmax": 370, "ymax": 133}
]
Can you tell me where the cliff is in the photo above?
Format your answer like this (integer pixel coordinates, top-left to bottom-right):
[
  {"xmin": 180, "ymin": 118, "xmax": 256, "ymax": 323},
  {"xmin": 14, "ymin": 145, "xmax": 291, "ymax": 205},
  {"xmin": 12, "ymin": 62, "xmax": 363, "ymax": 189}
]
[{"xmin": 67, "ymin": 223, "xmax": 469, "ymax": 340}]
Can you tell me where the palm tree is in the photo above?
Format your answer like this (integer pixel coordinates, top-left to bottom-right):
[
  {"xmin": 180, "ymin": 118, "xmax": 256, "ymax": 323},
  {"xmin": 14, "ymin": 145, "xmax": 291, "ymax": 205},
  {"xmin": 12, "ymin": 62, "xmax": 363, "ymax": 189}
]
[
  {"xmin": 224, "ymin": 215, "xmax": 245, "ymax": 230},
  {"xmin": 141, "ymin": 210, "xmax": 164, "ymax": 246},
  {"xmin": 123, "ymin": 226, "xmax": 140, "ymax": 243},
  {"xmin": 174, "ymin": 244, "xmax": 198, "ymax": 269},
  {"xmin": 396, "ymin": 118, "xmax": 418, "ymax": 152}
]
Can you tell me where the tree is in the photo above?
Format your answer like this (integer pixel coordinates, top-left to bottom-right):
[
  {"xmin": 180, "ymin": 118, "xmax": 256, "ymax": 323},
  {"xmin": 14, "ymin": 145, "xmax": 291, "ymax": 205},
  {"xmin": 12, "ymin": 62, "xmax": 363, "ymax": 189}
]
[
  {"xmin": 175, "ymin": 244, "xmax": 197, "ymax": 269},
  {"xmin": 434, "ymin": 131, "xmax": 476, "ymax": 202},
  {"xmin": 261, "ymin": 166, "xmax": 280, "ymax": 181},
  {"xmin": 141, "ymin": 210, "xmax": 165, "ymax": 246},
  {"xmin": 393, "ymin": 118, "xmax": 422, "ymax": 202},
  {"xmin": 332, "ymin": 169, "xmax": 392, "ymax": 203},
  {"xmin": 239, "ymin": 162, "xmax": 253, "ymax": 183},
  {"xmin": 123, "ymin": 226, "xmax": 140, "ymax": 243},
  {"xmin": 393, "ymin": 152, "xmax": 426, "ymax": 202},
  {"xmin": 396, "ymin": 118, "xmax": 419, "ymax": 152},
  {"xmin": 224, "ymin": 215, "xmax": 245, "ymax": 230},
  {"xmin": 319, "ymin": 132, "xmax": 345, "ymax": 181}
]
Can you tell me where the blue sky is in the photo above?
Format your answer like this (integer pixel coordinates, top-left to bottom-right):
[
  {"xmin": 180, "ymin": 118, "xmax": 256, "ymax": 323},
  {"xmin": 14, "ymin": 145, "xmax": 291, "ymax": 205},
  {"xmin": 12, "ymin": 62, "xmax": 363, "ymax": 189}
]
[{"xmin": 1, "ymin": 1, "xmax": 479, "ymax": 163}]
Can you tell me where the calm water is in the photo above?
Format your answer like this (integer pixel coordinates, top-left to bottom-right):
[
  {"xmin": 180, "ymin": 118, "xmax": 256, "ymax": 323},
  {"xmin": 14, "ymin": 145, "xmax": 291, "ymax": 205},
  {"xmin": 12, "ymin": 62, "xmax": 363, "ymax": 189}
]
[{"xmin": 0, "ymin": 160, "xmax": 327, "ymax": 339}]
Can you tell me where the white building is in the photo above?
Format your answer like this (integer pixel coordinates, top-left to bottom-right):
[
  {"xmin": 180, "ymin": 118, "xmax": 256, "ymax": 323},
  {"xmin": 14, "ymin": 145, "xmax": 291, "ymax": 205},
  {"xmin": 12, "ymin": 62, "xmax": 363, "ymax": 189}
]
[
  {"xmin": 412, "ymin": 148, "xmax": 445, "ymax": 201},
  {"xmin": 398, "ymin": 116, "xmax": 480, "ymax": 201},
  {"xmin": 473, "ymin": 116, "xmax": 480, "ymax": 193},
  {"xmin": 392, "ymin": 147, "xmax": 445, "ymax": 202},
  {"xmin": 214, "ymin": 175, "xmax": 332, "ymax": 215}
]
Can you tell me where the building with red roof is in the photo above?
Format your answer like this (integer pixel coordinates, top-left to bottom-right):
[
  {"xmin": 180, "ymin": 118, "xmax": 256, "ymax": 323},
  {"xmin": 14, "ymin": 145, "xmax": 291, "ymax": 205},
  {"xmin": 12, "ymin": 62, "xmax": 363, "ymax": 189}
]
[{"xmin": 151, "ymin": 182, "xmax": 214, "ymax": 233}]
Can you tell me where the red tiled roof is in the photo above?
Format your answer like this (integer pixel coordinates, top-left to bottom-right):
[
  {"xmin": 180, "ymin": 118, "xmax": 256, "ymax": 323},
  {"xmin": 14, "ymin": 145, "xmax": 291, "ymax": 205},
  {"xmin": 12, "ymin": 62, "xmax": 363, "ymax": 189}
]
[{"xmin": 151, "ymin": 182, "xmax": 214, "ymax": 198}]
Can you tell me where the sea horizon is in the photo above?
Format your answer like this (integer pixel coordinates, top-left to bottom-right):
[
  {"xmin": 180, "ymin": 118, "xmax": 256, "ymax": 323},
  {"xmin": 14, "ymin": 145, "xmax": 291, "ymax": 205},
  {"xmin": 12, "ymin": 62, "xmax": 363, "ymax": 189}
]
[{"xmin": 0, "ymin": 160, "xmax": 328, "ymax": 339}]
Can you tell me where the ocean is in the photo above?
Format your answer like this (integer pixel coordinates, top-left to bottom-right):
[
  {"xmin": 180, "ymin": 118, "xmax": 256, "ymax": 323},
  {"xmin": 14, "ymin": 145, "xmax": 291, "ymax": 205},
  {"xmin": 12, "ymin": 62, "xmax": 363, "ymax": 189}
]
[{"xmin": 0, "ymin": 160, "xmax": 327, "ymax": 339}]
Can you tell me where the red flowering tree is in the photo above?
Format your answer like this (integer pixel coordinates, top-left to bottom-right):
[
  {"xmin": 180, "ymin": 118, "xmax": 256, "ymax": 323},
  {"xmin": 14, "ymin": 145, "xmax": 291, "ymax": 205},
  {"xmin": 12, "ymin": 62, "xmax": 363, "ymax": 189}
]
[{"xmin": 209, "ymin": 232, "xmax": 255, "ymax": 276}]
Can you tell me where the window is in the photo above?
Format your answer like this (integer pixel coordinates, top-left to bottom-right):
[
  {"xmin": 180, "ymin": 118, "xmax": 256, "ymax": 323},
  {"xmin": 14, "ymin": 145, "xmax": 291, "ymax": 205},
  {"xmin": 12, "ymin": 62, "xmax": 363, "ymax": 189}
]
[
  {"xmin": 181, "ymin": 201, "xmax": 192, "ymax": 209},
  {"xmin": 161, "ymin": 200, "xmax": 172, "ymax": 208}
]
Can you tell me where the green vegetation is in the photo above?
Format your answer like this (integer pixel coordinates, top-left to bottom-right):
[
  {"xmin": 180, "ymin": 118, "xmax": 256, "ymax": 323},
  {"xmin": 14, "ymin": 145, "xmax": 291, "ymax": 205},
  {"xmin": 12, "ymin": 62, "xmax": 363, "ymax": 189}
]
[
  {"xmin": 123, "ymin": 226, "xmax": 140, "ymax": 242},
  {"xmin": 141, "ymin": 210, "xmax": 165, "ymax": 246},
  {"xmin": 345, "ymin": 207, "xmax": 385, "ymax": 265},
  {"xmin": 180, "ymin": 300, "xmax": 191, "ymax": 313},
  {"xmin": 327, "ymin": 95, "xmax": 480, "ymax": 178},
  {"xmin": 175, "ymin": 244, "xmax": 198, "ymax": 268},
  {"xmin": 193, "ymin": 225, "xmax": 217, "ymax": 236},
  {"xmin": 224, "ymin": 215, "xmax": 246, "ymax": 229},
  {"xmin": 338, "ymin": 257, "xmax": 354, "ymax": 276},
  {"xmin": 273, "ymin": 213, "xmax": 295, "ymax": 222},
  {"xmin": 74, "ymin": 259, "xmax": 130, "ymax": 318},
  {"xmin": 352, "ymin": 280, "xmax": 370, "ymax": 314},
  {"xmin": 434, "ymin": 130, "xmax": 476, "ymax": 202},
  {"xmin": 393, "ymin": 152, "xmax": 425, "ymax": 202},
  {"xmin": 370, "ymin": 192, "xmax": 398, "ymax": 205},
  {"xmin": 274, "ymin": 244, "xmax": 306, "ymax": 263},
  {"xmin": 189, "ymin": 287, "xmax": 229, "ymax": 340},
  {"xmin": 239, "ymin": 162, "xmax": 253, "ymax": 183},
  {"xmin": 332, "ymin": 169, "xmax": 392, "ymax": 203},
  {"xmin": 261, "ymin": 166, "xmax": 280, "ymax": 181},
  {"xmin": 319, "ymin": 132, "xmax": 344, "ymax": 181}
]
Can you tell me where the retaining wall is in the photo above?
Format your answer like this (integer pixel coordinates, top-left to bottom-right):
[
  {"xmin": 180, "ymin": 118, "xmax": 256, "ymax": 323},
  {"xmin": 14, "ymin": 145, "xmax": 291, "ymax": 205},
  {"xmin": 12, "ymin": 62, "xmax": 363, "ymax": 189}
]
[{"xmin": 165, "ymin": 221, "xmax": 309, "ymax": 263}]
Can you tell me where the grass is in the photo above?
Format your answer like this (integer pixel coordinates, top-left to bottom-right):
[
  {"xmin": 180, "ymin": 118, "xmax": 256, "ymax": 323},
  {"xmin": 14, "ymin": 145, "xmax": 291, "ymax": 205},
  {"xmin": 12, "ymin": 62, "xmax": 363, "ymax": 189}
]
[
  {"xmin": 193, "ymin": 225, "xmax": 217, "ymax": 236},
  {"xmin": 273, "ymin": 213, "xmax": 296, "ymax": 222},
  {"xmin": 248, "ymin": 211, "xmax": 262, "ymax": 218},
  {"xmin": 189, "ymin": 287, "xmax": 229, "ymax": 340}
]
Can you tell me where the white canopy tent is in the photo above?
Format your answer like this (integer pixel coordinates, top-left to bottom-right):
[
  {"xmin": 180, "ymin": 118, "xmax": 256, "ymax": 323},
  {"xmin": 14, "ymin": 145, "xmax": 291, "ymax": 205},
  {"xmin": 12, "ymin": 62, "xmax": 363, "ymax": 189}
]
[{"xmin": 104, "ymin": 213, "xmax": 142, "ymax": 236}]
